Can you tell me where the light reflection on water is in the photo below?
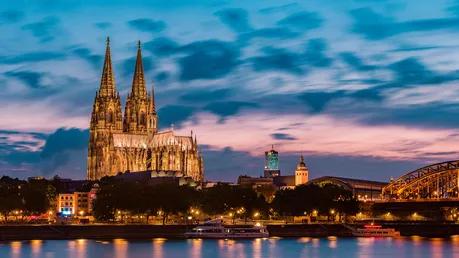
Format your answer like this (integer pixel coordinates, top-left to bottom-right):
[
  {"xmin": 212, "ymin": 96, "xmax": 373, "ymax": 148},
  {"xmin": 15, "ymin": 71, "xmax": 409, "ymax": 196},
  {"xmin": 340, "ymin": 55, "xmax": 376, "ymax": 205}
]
[{"xmin": 3, "ymin": 237, "xmax": 459, "ymax": 258}]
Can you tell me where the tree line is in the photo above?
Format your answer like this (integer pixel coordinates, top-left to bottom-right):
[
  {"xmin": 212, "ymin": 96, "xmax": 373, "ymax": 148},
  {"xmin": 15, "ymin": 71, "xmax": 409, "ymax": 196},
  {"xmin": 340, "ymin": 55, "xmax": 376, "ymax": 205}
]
[
  {"xmin": 0, "ymin": 176, "xmax": 57, "ymax": 222},
  {"xmin": 93, "ymin": 177, "xmax": 359, "ymax": 224}
]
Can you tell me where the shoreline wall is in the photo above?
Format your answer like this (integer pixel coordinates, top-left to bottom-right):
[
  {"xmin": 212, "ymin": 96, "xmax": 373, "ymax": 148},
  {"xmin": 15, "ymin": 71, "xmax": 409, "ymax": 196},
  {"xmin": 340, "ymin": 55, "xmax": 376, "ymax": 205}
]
[{"xmin": 0, "ymin": 223, "xmax": 458, "ymax": 241}]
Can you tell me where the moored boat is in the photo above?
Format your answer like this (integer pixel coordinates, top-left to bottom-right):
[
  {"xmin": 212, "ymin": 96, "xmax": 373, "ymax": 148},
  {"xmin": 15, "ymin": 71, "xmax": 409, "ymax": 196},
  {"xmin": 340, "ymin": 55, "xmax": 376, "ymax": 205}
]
[
  {"xmin": 351, "ymin": 224, "xmax": 400, "ymax": 237},
  {"xmin": 185, "ymin": 219, "xmax": 269, "ymax": 239}
]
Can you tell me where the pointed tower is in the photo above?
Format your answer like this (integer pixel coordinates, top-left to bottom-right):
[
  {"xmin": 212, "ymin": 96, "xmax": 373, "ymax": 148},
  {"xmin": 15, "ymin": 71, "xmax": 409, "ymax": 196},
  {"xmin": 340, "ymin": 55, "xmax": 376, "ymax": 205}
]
[
  {"xmin": 295, "ymin": 154, "xmax": 309, "ymax": 186},
  {"xmin": 124, "ymin": 40, "xmax": 157, "ymax": 134},
  {"xmin": 87, "ymin": 37, "xmax": 123, "ymax": 180}
]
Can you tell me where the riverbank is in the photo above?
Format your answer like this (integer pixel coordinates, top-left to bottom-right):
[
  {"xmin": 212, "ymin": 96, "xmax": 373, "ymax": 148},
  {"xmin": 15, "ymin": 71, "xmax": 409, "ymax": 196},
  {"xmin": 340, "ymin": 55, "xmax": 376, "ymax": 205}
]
[{"xmin": 0, "ymin": 223, "xmax": 458, "ymax": 240}]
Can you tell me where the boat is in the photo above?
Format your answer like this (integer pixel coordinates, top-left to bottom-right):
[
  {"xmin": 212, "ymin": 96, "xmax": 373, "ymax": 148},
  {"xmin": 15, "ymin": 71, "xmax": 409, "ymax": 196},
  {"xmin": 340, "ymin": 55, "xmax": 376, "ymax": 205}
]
[
  {"xmin": 351, "ymin": 224, "xmax": 400, "ymax": 237},
  {"xmin": 184, "ymin": 219, "xmax": 269, "ymax": 239}
]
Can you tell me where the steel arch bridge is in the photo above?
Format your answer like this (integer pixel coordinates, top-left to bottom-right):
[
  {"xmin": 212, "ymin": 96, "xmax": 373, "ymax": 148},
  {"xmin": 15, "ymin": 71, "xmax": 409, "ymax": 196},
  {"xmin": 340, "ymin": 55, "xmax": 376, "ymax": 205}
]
[{"xmin": 382, "ymin": 160, "xmax": 459, "ymax": 200}]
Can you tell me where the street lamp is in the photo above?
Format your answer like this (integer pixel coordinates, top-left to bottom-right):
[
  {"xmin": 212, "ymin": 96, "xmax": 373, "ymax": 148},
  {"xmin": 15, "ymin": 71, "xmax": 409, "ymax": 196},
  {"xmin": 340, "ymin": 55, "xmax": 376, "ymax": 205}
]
[
  {"xmin": 254, "ymin": 212, "xmax": 260, "ymax": 217},
  {"xmin": 79, "ymin": 211, "xmax": 84, "ymax": 216},
  {"xmin": 330, "ymin": 209, "xmax": 335, "ymax": 215}
]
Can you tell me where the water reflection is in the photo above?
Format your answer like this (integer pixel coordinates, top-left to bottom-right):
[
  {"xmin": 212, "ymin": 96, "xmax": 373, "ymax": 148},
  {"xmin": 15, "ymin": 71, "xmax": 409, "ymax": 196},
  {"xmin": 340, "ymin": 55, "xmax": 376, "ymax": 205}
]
[
  {"xmin": 153, "ymin": 238, "xmax": 165, "ymax": 258},
  {"xmin": 10, "ymin": 241, "xmax": 21, "ymax": 258},
  {"xmin": 31, "ymin": 240, "xmax": 42, "ymax": 258},
  {"xmin": 2, "ymin": 237, "xmax": 459, "ymax": 258},
  {"xmin": 113, "ymin": 238, "xmax": 128, "ymax": 258},
  {"xmin": 328, "ymin": 236, "xmax": 337, "ymax": 249},
  {"xmin": 430, "ymin": 238, "xmax": 444, "ymax": 258},
  {"xmin": 191, "ymin": 239, "xmax": 202, "ymax": 258},
  {"xmin": 253, "ymin": 238, "xmax": 262, "ymax": 258}
]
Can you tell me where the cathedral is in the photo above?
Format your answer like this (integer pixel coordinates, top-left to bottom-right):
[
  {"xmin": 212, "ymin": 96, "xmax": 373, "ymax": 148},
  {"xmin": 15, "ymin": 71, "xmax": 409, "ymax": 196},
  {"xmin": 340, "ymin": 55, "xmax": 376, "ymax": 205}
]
[{"xmin": 87, "ymin": 38, "xmax": 204, "ymax": 182}]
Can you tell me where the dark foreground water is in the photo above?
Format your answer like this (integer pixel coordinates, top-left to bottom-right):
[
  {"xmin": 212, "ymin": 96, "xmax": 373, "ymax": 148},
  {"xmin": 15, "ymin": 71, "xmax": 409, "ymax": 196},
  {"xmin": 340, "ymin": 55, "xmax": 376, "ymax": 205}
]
[{"xmin": 1, "ymin": 236, "xmax": 459, "ymax": 258}]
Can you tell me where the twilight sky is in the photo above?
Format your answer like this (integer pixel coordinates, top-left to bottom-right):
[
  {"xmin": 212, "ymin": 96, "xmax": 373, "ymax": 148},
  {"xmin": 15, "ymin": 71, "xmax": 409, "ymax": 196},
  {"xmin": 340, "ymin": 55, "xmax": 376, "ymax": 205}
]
[{"xmin": 2, "ymin": 0, "xmax": 459, "ymax": 182}]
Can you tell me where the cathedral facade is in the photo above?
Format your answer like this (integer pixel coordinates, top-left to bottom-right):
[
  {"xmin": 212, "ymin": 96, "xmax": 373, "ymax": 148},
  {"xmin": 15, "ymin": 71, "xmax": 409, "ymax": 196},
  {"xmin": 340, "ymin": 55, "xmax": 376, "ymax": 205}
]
[{"xmin": 87, "ymin": 38, "xmax": 204, "ymax": 182}]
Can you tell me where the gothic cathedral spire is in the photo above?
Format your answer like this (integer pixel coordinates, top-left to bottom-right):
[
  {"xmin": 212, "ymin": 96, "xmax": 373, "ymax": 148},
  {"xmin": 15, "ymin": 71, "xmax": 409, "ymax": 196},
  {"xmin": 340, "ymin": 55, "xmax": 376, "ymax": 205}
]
[
  {"xmin": 131, "ymin": 40, "xmax": 147, "ymax": 99},
  {"xmin": 124, "ymin": 40, "xmax": 157, "ymax": 134},
  {"xmin": 99, "ymin": 37, "xmax": 116, "ymax": 97}
]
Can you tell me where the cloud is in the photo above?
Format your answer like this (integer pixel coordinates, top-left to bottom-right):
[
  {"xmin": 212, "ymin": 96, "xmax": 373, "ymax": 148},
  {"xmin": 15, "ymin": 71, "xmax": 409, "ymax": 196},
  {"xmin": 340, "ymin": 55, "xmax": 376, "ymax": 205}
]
[
  {"xmin": 304, "ymin": 38, "xmax": 333, "ymax": 68},
  {"xmin": 179, "ymin": 89, "xmax": 232, "ymax": 103},
  {"xmin": 203, "ymin": 101, "xmax": 259, "ymax": 120},
  {"xmin": 177, "ymin": 112, "xmax": 459, "ymax": 164},
  {"xmin": 94, "ymin": 22, "xmax": 112, "ymax": 30},
  {"xmin": 350, "ymin": 7, "xmax": 459, "ymax": 40},
  {"xmin": 388, "ymin": 57, "xmax": 458, "ymax": 85},
  {"xmin": 157, "ymin": 105, "xmax": 196, "ymax": 129},
  {"xmin": 127, "ymin": 18, "xmax": 166, "ymax": 33},
  {"xmin": 178, "ymin": 40, "xmax": 240, "ymax": 81},
  {"xmin": 277, "ymin": 11, "xmax": 323, "ymax": 31},
  {"xmin": 298, "ymin": 91, "xmax": 343, "ymax": 113},
  {"xmin": 339, "ymin": 52, "xmax": 376, "ymax": 71},
  {"xmin": 0, "ymin": 10, "xmax": 24, "ymax": 24},
  {"xmin": 239, "ymin": 27, "xmax": 300, "ymax": 42},
  {"xmin": 4, "ymin": 71, "xmax": 46, "ymax": 89},
  {"xmin": 259, "ymin": 3, "xmax": 302, "ymax": 14},
  {"xmin": 143, "ymin": 37, "xmax": 180, "ymax": 56},
  {"xmin": 21, "ymin": 16, "xmax": 60, "ymax": 42},
  {"xmin": 155, "ymin": 71, "xmax": 170, "ymax": 83},
  {"xmin": 215, "ymin": 8, "xmax": 251, "ymax": 33},
  {"xmin": 1, "ymin": 52, "xmax": 66, "ymax": 64},
  {"xmin": 271, "ymin": 133, "xmax": 297, "ymax": 140},
  {"xmin": 38, "ymin": 128, "xmax": 88, "ymax": 176},
  {"xmin": 72, "ymin": 48, "xmax": 103, "ymax": 69},
  {"xmin": 251, "ymin": 47, "xmax": 304, "ymax": 75}
]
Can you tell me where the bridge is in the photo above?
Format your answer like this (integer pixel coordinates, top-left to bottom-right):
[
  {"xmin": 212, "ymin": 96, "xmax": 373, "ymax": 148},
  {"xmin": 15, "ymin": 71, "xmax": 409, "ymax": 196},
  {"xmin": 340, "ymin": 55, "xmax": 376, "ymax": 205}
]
[{"xmin": 381, "ymin": 160, "xmax": 459, "ymax": 200}]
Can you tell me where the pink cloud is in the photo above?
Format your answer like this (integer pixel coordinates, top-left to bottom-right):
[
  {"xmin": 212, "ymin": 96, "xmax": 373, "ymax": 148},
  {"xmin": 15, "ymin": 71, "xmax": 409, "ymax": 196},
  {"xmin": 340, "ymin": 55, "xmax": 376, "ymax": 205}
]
[{"xmin": 177, "ymin": 112, "xmax": 459, "ymax": 162}]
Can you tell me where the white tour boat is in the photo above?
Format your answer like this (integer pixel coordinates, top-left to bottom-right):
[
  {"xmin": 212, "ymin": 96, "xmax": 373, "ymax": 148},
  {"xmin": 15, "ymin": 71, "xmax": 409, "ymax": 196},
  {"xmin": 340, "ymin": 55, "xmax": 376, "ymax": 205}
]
[
  {"xmin": 351, "ymin": 224, "xmax": 400, "ymax": 237},
  {"xmin": 185, "ymin": 219, "xmax": 269, "ymax": 239}
]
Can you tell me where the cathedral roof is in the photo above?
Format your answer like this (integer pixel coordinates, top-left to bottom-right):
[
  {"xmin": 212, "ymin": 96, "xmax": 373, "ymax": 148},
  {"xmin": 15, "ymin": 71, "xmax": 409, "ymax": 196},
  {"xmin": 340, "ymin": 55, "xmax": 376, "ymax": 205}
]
[{"xmin": 112, "ymin": 130, "xmax": 194, "ymax": 150}]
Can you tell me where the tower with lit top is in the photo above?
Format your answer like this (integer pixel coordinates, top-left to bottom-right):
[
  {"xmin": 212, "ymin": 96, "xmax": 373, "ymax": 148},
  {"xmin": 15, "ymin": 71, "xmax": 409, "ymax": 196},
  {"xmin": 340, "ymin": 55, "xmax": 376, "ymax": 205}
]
[{"xmin": 264, "ymin": 145, "xmax": 280, "ymax": 177}]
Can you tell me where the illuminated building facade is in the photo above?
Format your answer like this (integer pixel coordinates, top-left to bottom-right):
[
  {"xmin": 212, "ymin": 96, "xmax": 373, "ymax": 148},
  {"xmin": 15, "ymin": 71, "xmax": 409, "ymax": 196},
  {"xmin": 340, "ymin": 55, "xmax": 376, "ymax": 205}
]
[
  {"xmin": 295, "ymin": 155, "xmax": 309, "ymax": 186},
  {"xmin": 87, "ymin": 38, "xmax": 204, "ymax": 182},
  {"xmin": 264, "ymin": 146, "xmax": 280, "ymax": 177}
]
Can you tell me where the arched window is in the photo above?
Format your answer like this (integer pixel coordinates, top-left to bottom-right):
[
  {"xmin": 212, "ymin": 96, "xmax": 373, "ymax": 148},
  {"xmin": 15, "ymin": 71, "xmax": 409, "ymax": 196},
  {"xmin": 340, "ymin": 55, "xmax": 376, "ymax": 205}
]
[
  {"xmin": 108, "ymin": 110, "xmax": 114, "ymax": 123},
  {"xmin": 140, "ymin": 111, "xmax": 146, "ymax": 126}
]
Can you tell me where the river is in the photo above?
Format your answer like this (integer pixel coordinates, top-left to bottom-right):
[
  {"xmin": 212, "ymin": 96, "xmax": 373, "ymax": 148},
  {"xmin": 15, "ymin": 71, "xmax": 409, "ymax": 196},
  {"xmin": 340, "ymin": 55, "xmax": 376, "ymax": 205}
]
[{"xmin": 1, "ymin": 236, "xmax": 458, "ymax": 258}]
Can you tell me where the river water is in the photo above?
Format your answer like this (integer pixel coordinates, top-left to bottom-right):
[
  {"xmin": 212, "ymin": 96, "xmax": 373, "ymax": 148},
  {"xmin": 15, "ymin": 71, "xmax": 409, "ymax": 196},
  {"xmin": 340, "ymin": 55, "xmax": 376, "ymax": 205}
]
[{"xmin": 1, "ymin": 236, "xmax": 458, "ymax": 258}]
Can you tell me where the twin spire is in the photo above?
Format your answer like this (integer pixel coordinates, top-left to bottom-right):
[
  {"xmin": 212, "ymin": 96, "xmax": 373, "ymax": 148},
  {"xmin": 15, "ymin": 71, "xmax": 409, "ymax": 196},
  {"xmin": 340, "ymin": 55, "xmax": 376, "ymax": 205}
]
[{"xmin": 98, "ymin": 37, "xmax": 149, "ymax": 101}]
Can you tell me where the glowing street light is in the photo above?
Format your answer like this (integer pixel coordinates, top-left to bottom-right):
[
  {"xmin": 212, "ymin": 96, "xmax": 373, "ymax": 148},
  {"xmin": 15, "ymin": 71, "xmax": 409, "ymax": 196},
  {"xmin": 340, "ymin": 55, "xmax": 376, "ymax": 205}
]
[
  {"xmin": 187, "ymin": 216, "xmax": 192, "ymax": 220},
  {"xmin": 79, "ymin": 211, "xmax": 84, "ymax": 216},
  {"xmin": 330, "ymin": 209, "xmax": 335, "ymax": 215},
  {"xmin": 254, "ymin": 212, "xmax": 260, "ymax": 217},
  {"xmin": 229, "ymin": 213, "xmax": 233, "ymax": 217}
]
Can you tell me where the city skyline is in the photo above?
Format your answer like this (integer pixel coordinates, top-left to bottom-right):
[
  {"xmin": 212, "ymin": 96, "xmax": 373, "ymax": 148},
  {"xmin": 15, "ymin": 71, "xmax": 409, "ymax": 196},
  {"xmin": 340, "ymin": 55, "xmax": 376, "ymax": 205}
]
[{"xmin": 2, "ymin": 0, "xmax": 459, "ymax": 182}]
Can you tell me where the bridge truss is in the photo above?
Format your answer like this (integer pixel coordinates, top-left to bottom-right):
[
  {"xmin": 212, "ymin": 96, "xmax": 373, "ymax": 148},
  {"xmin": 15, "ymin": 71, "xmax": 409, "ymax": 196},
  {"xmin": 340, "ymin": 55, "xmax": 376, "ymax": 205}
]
[{"xmin": 381, "ymin": 160, "xmax": 459, "ymax": 200}]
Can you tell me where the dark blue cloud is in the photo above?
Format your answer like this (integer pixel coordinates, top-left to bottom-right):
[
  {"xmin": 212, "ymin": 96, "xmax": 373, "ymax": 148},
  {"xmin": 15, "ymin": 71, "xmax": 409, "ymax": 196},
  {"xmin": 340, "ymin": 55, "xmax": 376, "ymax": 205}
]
[
  {"xmin": 251, "ymin": 47, "xmax": 304, "ymax": 75},
  {"xmin": 304, "ymin": 38, "xmax": 333, "ymax": 68},
  {"xmin": 299, "ymin": 91, "xmax": 344, "ymax": 113},
  {"xmin": 4, "ymin": 71, "xmax": 46, "ymax": 89},
  {"xmin": 239, "ymin": 27, "xmax": 300, "ymax": 42},
  {"xmin": 157, "ymin": 105, "xmax": 196, "ymax": 128},
  {"xmin": 178, "ymin": 40, "xmax": 240, "ymax": 81},
  {"xmin": 0, "ymin": 10, "xmax": 24, "ymax": 24},
  {"xmin": 72, "ymin": 48, "xmax": 103, "ymax": 69},
  {"xmin": 203, "ymin": 101, "xmax": 259, "ymax": 120},
  {"xmin": 127, "ymin": 18, "xmax": 166, "ymax": 33},
  {"xmin": 270, "ymin": 133, "xmax": 297, "ymax": 141},
  {"xmin": 180, "ymin": 89, "xmax": 232, "ymax": 103},
  {"xmin": 350, "ymin": 7, "xmax": 459, "ymax": 40},
  {"xmin": 388, "ymin": 58, "xmax": 458, "ymax": 85},
  {"xmin": 21, "ymin": 16, "xmax": 60, "ymax": 43},
  {"xmin": 2, "ymin": 52, "xmax": 66, "ymax": 64},
  {"xmin": 259, "ymin": 3, "xmax": 301, "ymax": 14},
  {"xmin": 143, "ymin": 37, "xmax": 180, "ymax": 56},
  {"xmin": 40, "ymin": 128, "xmax": 89, "ymax": 160},
  {"xmin": 155, "ymin": 71, "xmax": 170, "ymax": 83},
  {"xmin": 94, "ymin": 22, "xmax": 112, "ymax": 30},
  {"xmin": 277, "ymin": 11, "xmax": 323, "ymax": 31},
  {"xmin": 339, "ymin": 52, "xmax": 376, "ymax": 71},
  {"xmin": 215, "ymin": 8, "xmax": 251, "ymax": 32}
]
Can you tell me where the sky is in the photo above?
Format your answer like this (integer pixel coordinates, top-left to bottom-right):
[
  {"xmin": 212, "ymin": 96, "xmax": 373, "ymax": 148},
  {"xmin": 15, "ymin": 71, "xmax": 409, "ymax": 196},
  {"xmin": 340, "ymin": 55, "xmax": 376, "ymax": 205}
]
[{"xmin": 2, "ymin": 0, "xmax": 459, "ymax": 182}]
